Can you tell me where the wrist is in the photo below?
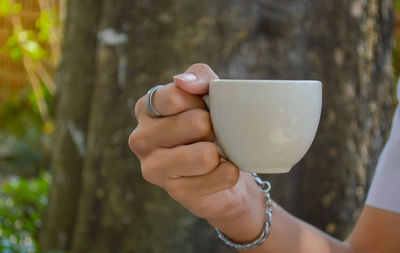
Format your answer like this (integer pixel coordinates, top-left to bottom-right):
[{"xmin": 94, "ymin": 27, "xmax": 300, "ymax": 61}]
[{"xmin": 207, "ymin": 176, "xmax": 266, "ymax": 243}]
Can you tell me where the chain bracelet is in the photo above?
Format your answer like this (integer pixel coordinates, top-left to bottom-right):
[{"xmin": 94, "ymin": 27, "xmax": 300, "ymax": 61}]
[{"xmin": 214, "ymin": 173, "xmax": 276, "ymax": 249}]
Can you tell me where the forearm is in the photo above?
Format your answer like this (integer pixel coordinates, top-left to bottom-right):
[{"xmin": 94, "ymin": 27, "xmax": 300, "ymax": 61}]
[
  {"xmin": 243, "ymin": 205, "xmax": 352, "ymax": 253},
  {"xmin": 211, "ymin": 203, "xmax": 353, "ymax": 253}
]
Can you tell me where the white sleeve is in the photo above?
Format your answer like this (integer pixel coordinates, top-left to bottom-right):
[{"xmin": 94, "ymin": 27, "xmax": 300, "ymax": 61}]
[{"xmin": 365, "ymin": 79, "xmax": 400, "ymax": 213}]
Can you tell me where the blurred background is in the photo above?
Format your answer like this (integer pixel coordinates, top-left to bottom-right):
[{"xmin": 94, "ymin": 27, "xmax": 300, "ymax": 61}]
[{"xmin": 0, "ymin": 0, "xmax": 399, "ymax": 252}]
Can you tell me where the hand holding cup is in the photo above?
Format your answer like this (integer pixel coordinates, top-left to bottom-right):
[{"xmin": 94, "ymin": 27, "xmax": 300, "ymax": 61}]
[
  {"xmin": 129, "ymin": 63, "xmax": 266, "ymax": 243},
  {"xmin": 129, "ymin": 63, "xmax": 322, "ymax": 244}
]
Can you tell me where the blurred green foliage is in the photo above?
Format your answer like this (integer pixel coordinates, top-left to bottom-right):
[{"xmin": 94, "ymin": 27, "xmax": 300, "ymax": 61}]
[
  {"xmin": 0, "ymin": 0, "xmax": 59, "ymax": 252},
  {"xmin": 6, "ymin": 30, "xmax": 47, "ymax": 61},
  {"xmin": 36, "ymin": 9, "xmax": 57, "ymax": 43},
  {"xmin": 0, "ymin": 0, "xmax": 59, "ymax": 122},
  {"xmin": 0, "ymin": 0, "xmax": 57, "ymax": 171},
  {"xmin": 0, "ymin": 0, "xmax": 21, "ymax": 17},
  {"xmin": 0, "ymin": 87, "xmax": 52, "ymax": 176},
  {"xmin": 0, "ymin": 0, "xmax": 54, "ymax": 62},
  {"xmin": 0, "ymin": 173, "xmax": 50, "ymax": 253}
]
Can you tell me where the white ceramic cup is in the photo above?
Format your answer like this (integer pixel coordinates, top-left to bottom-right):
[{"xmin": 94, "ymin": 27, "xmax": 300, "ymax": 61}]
[{"xmin": 204, "ymin": 79, "xmax": 322, "ymax": 174}]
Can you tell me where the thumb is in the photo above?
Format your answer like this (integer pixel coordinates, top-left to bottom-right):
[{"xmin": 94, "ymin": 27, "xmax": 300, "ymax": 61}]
[{"xmin": 173, "ymin": 63, "xmax": 219, "ymax": 95}]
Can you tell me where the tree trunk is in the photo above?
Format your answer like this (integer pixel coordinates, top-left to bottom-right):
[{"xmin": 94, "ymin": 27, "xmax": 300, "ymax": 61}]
[
  {"xmin": 39, "ymin": 0, "xmax": 103, "ymax": 249},
  {"xmin": 296, "ymin": 0, "xmax": 394, "ymax": 238},
  {"xmin": 40, "ymin": 0, "xmax": 394, "ymax": 252}
]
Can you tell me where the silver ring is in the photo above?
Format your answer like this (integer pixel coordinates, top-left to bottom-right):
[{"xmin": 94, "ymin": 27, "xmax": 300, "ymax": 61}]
[{"xmin": 146, "ymin": 85, "xmax": 164, "ymax": 117}]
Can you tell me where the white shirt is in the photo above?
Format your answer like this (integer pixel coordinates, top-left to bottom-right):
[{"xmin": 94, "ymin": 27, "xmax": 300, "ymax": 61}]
[{"xmin": 365, "ymin": 79, "xmax": 400, "ymax": 213}]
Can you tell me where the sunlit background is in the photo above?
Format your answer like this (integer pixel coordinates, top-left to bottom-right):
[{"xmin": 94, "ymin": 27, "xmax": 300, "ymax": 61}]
[
  {"xmin": 0, "ymin": 0, "xmax": 399, "ymax": 252},
  {"xmin": 0, "ymin": 0, "xmax": 61, "ymax": 251}
]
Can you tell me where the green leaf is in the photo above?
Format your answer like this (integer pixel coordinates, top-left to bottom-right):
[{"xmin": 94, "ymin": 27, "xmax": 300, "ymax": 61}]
[
  {"xmin": 0, "ymin": 0, "xmax": 11, "ymax": 17},
  {"xmin": 10, "ymin": 47, "xmax": 21, "ymax": 60},
  {"xmin": 0, "ymin": 0, "xmax": 21, "ymax": 17},
  {"xmin": 11, "ymin": 2, "xmax": 21, "ymax": 14},
  {"xmin": 5, "ymin": 34, "xmax": 17, "ymax": 48},
  {"xmin": 4, "ymin": 35, "xmax": 21, "ymax": 61},
  {"xmin": 36, "ymin": 10, "xmax": 52, "ymax": 42},
  {"xmin": 22, "ymin": 40, "xmax": 47, "ymax": 61}
]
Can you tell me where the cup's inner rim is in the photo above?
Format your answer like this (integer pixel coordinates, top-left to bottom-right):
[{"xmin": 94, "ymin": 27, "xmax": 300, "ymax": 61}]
[{"xmin": 211, "ymin": 79, "xmax": 322, "ymax": 85}]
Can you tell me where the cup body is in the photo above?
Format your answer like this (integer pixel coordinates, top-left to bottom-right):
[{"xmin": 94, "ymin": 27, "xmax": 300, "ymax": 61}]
[{"xmin": 209, "ymin": 79, "xmax": 322, "ymax": 174}]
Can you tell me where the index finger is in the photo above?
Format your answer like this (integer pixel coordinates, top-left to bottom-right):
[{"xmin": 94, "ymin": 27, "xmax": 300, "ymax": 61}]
[
  {"xmin": 136, "ymin": 63, "xmax": 219, "ymax": 120},
  {"xmin": 135, "ymin": 83, "xmax": 206, "ymax": 121}
]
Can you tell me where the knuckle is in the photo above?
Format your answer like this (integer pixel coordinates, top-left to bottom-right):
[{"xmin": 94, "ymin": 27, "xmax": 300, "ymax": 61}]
[
  {"xmin": 141, "ymin": 166, "xmax": 152, "ymax": 183},
  {"xmin": 128, "ymin": 128, "xmax": 149, "ymax": 155},
  {"xmin": 189, "ymin": 109, "xmax": 212, "ymax": 138},
  {"xmin": 199, "ymin": 142, "xmax": 219, "ymax": 168},
  {"xmin": 128, "ymin": 130, "xmax": 140, "ymax": 153},
  {"xmin": 140, "ymin": 160, "xmax": 157, "ymax": 184},
  {"xmin": 134, "ymin": 96, "xmax": 146, "ymax": 119},
  {"xmin": 167, "ymin": 86, "xmax": 186, "ymax": 111}
]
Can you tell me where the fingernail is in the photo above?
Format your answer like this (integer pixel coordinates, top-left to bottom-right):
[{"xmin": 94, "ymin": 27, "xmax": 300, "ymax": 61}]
[{"xmin": 174, "ymin": 73, "xmax": 198, "ymax": 82}]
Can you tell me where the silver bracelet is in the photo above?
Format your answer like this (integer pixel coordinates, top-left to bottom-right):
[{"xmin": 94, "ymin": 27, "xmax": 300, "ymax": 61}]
[{"xmin": 214, "ymin": 173, "xmax": 276, "ymax": 249}]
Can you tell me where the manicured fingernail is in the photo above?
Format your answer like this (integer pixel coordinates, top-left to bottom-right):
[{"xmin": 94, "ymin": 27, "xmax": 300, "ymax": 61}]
[{"xmin": 174, "ymin": 73, "xmax": 198, "ymax": 82}]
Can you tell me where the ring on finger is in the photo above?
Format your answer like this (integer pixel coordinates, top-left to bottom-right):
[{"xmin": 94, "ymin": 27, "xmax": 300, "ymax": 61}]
[{"xmin": 146, "ymin": 85, "xmax": 164, "ymax": 117}]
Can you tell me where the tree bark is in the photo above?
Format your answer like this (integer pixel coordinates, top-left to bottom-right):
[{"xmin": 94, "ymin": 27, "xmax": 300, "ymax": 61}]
[
  {"xmin": 41, "ymin": 0, "xmax": 394, "ymax": 252},
  {"xmin": 39, "ymin": 0, "xmax": 103, "ymax": 249},
  {"xmin": 297, "ymin": 0, "xmax": 394, "ymax": 238}
]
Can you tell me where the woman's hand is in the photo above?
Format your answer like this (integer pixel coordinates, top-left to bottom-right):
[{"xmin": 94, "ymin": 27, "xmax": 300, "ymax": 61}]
[
  {"xmin": 130, "ymin": 64, "xmax": 400, "ymax": 253},
  {"xmin": 129, "ymin": 63, "xmax": 266, "ymax": 243}
]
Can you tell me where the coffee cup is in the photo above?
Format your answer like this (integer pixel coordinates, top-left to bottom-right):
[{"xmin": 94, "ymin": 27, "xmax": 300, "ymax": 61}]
[{"xmin": 203, "ymin": 79, "xmax": 322, "ymax": 174}]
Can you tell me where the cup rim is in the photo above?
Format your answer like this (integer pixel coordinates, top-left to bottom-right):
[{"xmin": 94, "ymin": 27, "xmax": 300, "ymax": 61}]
[{"xmin": 210, "ymin": 79, "xmax": 322, "ymax": 85}]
